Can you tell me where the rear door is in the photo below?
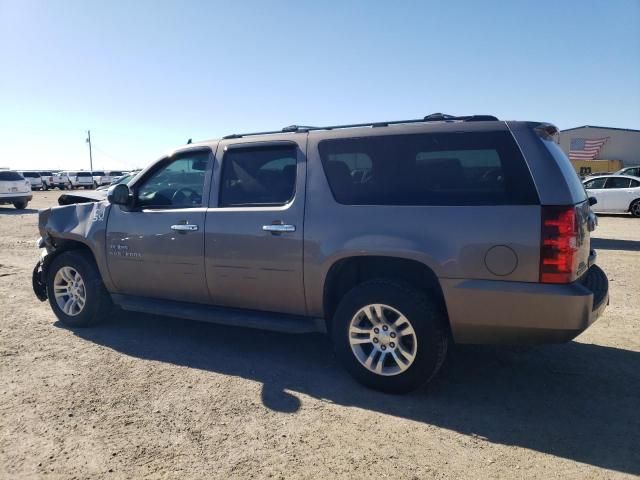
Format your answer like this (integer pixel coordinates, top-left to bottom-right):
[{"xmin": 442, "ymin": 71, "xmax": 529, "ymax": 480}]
[
  {"xmin": 204, "ymin": 137, "xmax": 307, "ymax": 315},
  {"xmin": 106, "ymin": 148, "xmax": 214, "ymax": 303},
  {"xmin": 603, "ymin": 176, "xmax": 632, "ymax": 211}
]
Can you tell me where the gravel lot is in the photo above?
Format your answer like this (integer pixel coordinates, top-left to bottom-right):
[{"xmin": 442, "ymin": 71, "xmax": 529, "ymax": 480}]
[{"xmin": 1, "ymin": 191, "xmax": 639, "ymax": 479}]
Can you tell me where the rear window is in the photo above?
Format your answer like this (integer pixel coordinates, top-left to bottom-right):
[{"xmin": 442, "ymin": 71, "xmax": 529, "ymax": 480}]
[
  {"xmin": 22, "ymin": 172, "xmax": 41, "ymax": 178},
  {"xmin": 318, "ymin": 131, "xmax": 538, "ymax": 206},
  {"xmin": 40, "ymin": 171, "xmax": 53, "ymax": 176},
  {"xmin": 92, "ymin": 171, "xmax": 105, "ymax": 176},
  {"xmin": 77, "ymin": 172, "xmax": 92, "ymax": 177},
  {"xmin": 109, "ymin": 171, "xmax": 124, "ymax": 176},
  {"xmin": 0, "ymin": 171, "xmax": 24, "ymax": 181}
]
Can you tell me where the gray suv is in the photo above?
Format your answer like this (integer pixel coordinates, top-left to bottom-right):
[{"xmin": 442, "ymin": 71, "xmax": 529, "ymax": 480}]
[{"xmin": 32, "ymin": 114, "xmax": 609, "ymax": 392}]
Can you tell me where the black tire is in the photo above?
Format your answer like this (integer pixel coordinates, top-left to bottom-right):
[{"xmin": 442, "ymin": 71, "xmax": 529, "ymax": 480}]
[
  {"xmin": 13, "ymin": 200, "xmax": 28, "ymax": 209},
  {"xmin": 331, "ymin": 279, "xmax": 449, "ymax": 393},
  {"xmin": 630, "ymin": 199, "xmax": 640, "ymax": 218},
  {"xmin": 46, "ymin": 250, "xmax": 112, "ymax": 327}
]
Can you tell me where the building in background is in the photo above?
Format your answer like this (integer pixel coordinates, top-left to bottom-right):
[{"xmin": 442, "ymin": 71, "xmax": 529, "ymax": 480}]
[{"xmin": 559, "ymin": 126, "xmax": 640, "ymax": 176}]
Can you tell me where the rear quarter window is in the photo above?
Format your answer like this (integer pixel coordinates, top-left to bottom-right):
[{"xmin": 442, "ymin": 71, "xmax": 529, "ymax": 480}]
[
  {"xmin": 540, "ymin": 139, "xmax": 588, "ymax": 203},
  {"xmin": 319, "ymin": 131, "xmax": 539, "ymax": 206}
]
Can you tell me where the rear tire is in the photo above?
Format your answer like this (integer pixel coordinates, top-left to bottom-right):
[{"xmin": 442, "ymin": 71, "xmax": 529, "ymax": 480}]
[
  {"xmin": 331, "ymin": 279, "xmax": 449, "ymax": 393},
  {"xmin": 630, "ymin": 199, "xmax": 640, "ymax": 218},
  {"xmin": 13, "ymin": 200, "xmax": 28, "ymax": 209},
  {"xmin": 46, "ymin": 250, "xmax": 112, "ymax": 327}
]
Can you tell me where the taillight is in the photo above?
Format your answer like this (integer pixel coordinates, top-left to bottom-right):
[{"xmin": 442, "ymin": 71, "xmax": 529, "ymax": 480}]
[{"xmin": 540, "ymin": 206, "xmax": 578, "ymax": 284}]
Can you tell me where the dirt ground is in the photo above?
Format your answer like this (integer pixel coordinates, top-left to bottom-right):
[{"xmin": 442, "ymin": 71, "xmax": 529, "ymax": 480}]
[{"xmin": 1, "ymin": 191, "xmax": 639, "ymax": 479}]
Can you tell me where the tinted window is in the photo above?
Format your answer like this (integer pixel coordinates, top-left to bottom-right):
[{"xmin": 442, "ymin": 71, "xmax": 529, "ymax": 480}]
[
  {"xmin": 77, "ymin": 172, "xmax": 92, "ymax": 177},
  {"xmin": 584, "ymin": 178, "xmax": 606, "ymax": 189},
  {"xmin": 605, "ymin": 177, "xmax": 631, "ymax": 189},
  {"xmin": 40, "ymin": 171, "xmax": 53, "ymax": 176},
  {"xmin": 219, "ymin": 145, "xmax": 297, "ymax": 207},
  {"xmin": 137, "ymin": 151, "xmax": 209, "ymax": 208},
  {"xmin": 630, "ymin": 179, "xmax": 640, "ymax": 188},
  {"xmin": 319, "ymin": 131, "xmax": 538, "ymax": 205},
  {"xmin": 109, "ymin": 171, "xmax": 124, "ymax": 176},
  {"xmin": 22, "ymin": 172, "xmax": 41, "ymax": 178},
  {"xmin": 92, "ymin": 171, "xmax": 105, "ymax": 176},
  {"xmin": 0, "ymin": 171, "xmax": 24, "ymax": 181}
]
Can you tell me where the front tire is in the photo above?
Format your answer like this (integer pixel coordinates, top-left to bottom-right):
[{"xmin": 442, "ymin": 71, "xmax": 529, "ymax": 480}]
[
  {"xmin": 331, "ymin": 280, "xmax": 449, "ymax": 393},
  {"xmin": 46, "ymin": 251, "xmax": 112, "ymax": 327}
]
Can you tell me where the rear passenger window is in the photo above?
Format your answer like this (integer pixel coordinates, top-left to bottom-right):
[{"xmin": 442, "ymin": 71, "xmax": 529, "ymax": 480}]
[
  {"xmin": 319, "ymin": 131, "xmax": 538, "ymax": 205},
  {"xmin": 219, "ymin": 145, "xmax": 297, "ymax": 207},
  {"xmin": 605, "ymin": 177, "xmax": 631, "ymax": 189},
  {"xmin": 630, "ymin": 179, "xmax": 640, "ymax": 188}
]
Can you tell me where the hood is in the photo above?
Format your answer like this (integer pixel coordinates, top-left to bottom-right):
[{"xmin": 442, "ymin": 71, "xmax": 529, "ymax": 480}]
[{"xmin": 58, "ymin": 189, "xmax": 107, "ymax": 206}]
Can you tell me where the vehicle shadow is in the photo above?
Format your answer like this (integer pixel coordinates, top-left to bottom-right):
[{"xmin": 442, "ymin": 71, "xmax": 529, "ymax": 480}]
[
  {"xmin": 591, "ymin": 238, "xmax": 640, "ymax": 252},
  {"xmin": 62, "ymin": 312, "xmax": 640, "ymax": 475},
  {"xmin": 0, "ymin": 207, "xmax": 38, "ymax": 215}
]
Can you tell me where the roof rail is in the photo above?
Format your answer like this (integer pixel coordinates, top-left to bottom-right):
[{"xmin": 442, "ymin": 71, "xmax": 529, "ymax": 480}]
[{"xmin": 222, "ymin": 113, "xmax": 499, "ymax": 139}]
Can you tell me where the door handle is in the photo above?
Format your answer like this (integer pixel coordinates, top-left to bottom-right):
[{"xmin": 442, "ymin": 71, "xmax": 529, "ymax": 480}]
[
  {"xmin": 262, "ymin": 224, "xmax": 296, "ymax": 233},
  {"xmin": 171, "ymin": 224, "xmax": 199, "ymax": 232}
]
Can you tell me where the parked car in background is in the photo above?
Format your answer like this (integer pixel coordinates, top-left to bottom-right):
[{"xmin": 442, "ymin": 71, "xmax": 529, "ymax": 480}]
[
  {"xmin": 33, "ymin": 114, "xmax": 609, "ymax": 393},
  {"xmin": 19, "ymin": 171, "xmax": 44, "ymax": 191},
  {"xmin": 583, "ymin": 175, "xmax": 640, "ymax": 217},
  {"xmin": 0, "ymin": 170, "xmax": 32, "ymax": 209},
  {"xmin": 615, "ymin": 165, "xmax": 640, "ymax": 177},
  {"xmin": 51, "ymin": 171, "xmax": 70, "ymax": 190},
  {"xmin": 65, "ymin": 171, "xmax": 94, "ymax": 189},
  {"xmin": 95, "ymin": 172, "xmax": 134, "ymax": 191},
  {"xmin": 92, "ymin": 170, "xmax": 126, "ymax": 187},
  {"xmin": 39, "ymin": 171, "xmax": 55, "ymax": 190},
  {"xmin": 91, "ymin": 170, "xmax": 106, "ymax": 187}
]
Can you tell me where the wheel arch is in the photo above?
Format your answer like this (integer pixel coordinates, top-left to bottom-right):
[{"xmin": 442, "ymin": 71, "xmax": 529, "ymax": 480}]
[{"xmin": 322, "ymin": 255, "xmax": 449, "ymax": 332}]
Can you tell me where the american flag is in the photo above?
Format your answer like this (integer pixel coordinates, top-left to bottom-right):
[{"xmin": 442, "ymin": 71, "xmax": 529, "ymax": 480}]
[{"xmin": 569, "ymin": 137, "xmax": 609, "ymax": 160}]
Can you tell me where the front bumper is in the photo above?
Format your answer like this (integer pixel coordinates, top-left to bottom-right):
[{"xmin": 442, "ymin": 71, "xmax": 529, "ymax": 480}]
[
  {"xmin": 0, "ymin": 194, "xmax": 33, "ymax": 204},
  {"xmin": 443, "ymin": 264, "xmax": 609, "ymax": 344}
]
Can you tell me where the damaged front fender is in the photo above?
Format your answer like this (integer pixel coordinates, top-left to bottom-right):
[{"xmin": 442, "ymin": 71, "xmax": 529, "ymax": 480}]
[{"xmin": 35, "ymin": 200, "xmax": 116, "ymax": 296}]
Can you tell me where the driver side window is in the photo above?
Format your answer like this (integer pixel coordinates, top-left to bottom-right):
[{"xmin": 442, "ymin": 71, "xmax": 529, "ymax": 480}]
[{"xmin": 136, "ymin": 151, "xmax": 209, "ymax": 208}]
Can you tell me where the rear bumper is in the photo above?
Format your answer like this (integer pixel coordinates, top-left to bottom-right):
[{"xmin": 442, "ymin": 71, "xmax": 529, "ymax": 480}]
[
  {"xmin": 443, "ymin": 264, "xmax": 609, "ymax": 344},
  {"xmin": 0, "ymin": 194, "xmax": 33, "ymax": 204}
]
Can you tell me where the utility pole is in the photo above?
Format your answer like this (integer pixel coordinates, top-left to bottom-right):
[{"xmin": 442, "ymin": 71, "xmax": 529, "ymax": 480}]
[{"xmin": 86, "ymin": 130, "xmax": 93, "ymax": 172}]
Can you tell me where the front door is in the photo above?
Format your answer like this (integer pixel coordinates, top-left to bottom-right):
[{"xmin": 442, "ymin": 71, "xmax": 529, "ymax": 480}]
[
  {"xmin": 106, "ymin": 148, "xmax": 214, "ymax": 303},
  {"xmin": 204, "ymin": 138, "xmax": 307, "ymax": 315}
]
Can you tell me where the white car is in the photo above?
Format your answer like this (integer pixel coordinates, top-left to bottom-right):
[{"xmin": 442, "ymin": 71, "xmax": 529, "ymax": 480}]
[
  {"xmin": 0, "ymin": 170, "xmax": 32, "ymax": 209},
  {"xmin": 614, "ymin": 165, "xmax": 640, "ymax": 177},
  {"xmin": 19, "ymin": 171, "xmax": 44, "ymax": 191},
  {"xmin": 65, "ymin": 171, "xmax": 94, "ymax": 189},
  {"xmin": 91, "ymin": 170, "xmax": 125, "ymax": 187},
  {"xmin": 583, "ymin": 175, "xmax": 640, "ymax": 217},
  {"xmin": 51, "ymin": 171, "xmax": 70, "ymax": 190},
  {"xmin": 38, "ymin": 171, "xmax": 55, "ymax": 190}
]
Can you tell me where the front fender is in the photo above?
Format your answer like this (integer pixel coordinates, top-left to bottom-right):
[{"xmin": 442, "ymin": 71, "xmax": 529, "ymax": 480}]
[{"xmin": 38, "ymin": 200, "xmax": 115, "ymax": 292}]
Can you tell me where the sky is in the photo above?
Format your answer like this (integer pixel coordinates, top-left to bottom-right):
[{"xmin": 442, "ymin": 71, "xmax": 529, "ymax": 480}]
[{"xmin": 0, "ymin": 0, "xmax": 639, "ymax": 171}]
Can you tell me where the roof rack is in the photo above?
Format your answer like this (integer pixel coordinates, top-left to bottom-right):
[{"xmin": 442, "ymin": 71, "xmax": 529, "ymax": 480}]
[{"xmin": 222, "ymin": 113, "xmax": 499, "ymax": 139}]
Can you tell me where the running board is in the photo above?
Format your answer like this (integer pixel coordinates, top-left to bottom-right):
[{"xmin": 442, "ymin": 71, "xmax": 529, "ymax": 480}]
[{"xmin": 110, "ymin": 294, "xmax": 326, "ymax": 334}]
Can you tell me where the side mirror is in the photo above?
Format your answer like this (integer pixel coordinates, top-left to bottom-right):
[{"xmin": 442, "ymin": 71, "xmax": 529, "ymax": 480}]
[
  {"xmin": 107, "ymin": 183, "xmax": 131, "ymax": 206},
  {"xmin": 588, "ymin": 196, "xmax": 598, "ymax": 207}
]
